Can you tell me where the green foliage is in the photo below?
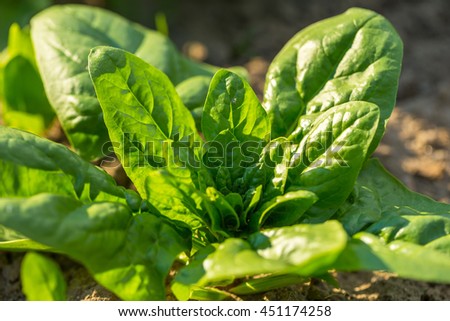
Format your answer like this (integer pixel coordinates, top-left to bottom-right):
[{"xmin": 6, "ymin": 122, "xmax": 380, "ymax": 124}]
[
  {"xmin": 0, "ymin": 24, "xmax": 54, "ymax": 135},
  {"xmin": 172, "ymin": 221, "xmax": 347, "ymax": 299},
  {"xmin": 264, "ymin": 8, "xmax": 403, "ymax": 155},
  {"xmin": 0, "ymin": 0, "xmax": 50, "ymax": 49},
  {"xmin": 288, "ymin": 102, "xmax": 380, "ymax": 222},
  {"xmin": 0, "ymin": 193, "xmax": 191, "ymax": 300},
  {"xmin": 30, "ymin": 5, "xmax": 243, "ymax": 160},
  {"xmin": 338, "ymin": 159, "xmax": 450, "ymax": 238},
  {"xmin": 21, "ymin": 252, "xmax": 66, "ymax": 301},
  {"xmin": 0, "ymin": 6, "xmax": 449, "ymax": 301},
  {"xmin": 0, "ymin": 126, "xmax": 140, "ymax": 208},
  {"xmin": 335, "ymin": 233, "xmax": 450, "ymax": 284}
]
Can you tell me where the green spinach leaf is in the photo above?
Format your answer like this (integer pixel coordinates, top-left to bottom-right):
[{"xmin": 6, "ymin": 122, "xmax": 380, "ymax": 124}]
[
  {"xmin": 335, "ymin": 232, "xmax": 450, "ymax": 284},
  {"xmin": 21, "ymin": 252, "xmax": 66, "ymax": 300},
  {"xmin": 290, "ymin": 101, "xmax": 380, "ymax": 222},
  {"xmin": 202, "ymin": 69, "xmax": 269, "ymax": 143},
  {"xmin": 0, "ymin": 126, "xmax": 140, "ymax": 209},
  {"xmin": 248, "ymin": 190, "xmax": 318, "ymax": 231},
  {"xmin": 0, "ymin": 226, "xmax": 50, "ymax": 251},
  {"xmin": 202, "ymin": 70, "xmax": 270, "ymax": 183},
  {"xmin": 173, "ymin": 220, "xmax": 347, "ymax": 298},
  {"xmin": 89, "ymin": 46, "xmax": 204, "ymax": 224},
  {"xmin": 338, "ymin": 159, "xmax": 450, "ymax": 244},
  {"xmin": 264, "ymin": 7, "xmax": 402, "ymax": 155}
]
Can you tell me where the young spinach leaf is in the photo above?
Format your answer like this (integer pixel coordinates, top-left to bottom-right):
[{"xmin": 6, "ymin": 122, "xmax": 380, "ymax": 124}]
[
  {"xmin": 202, "ymin": 69, "xmax": 270, "ymax": 184},
  {"xmin": 248, "ymin": 189, "xmax": 318, "ymax": 231},
  {"xmin": 202, "ymin": 70, "xmax": 270, "ymax": 143}
]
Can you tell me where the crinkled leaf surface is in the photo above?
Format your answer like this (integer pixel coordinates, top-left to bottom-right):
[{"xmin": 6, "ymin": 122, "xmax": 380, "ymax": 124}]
[
  {"xmin": 0, "ymin": 194, "xmax": 191, "ymax": 300},
  {"xmin": 174, "ymin": 221, "xmax": 347, "ymax": 291},
  {"xmin": 258, "ymin": 137, "xmax": 293, "ymax": 200},
  {"xmin": 289, "ymin": 101, "xmax": 379, "ymax": 222},
  {"xmin": 89, "ymin": 46, "xmax": 199, "ymax": 185},
  {"xmin": 31, "ymin": 4, "xmax": 217, "ymax": 160},
  {"xmin": 264, "ymin": 7, "xmax": 402, "ymax": 155},
  {"xmin": 141, "ymin": 170, "xmax": 206, "ymax": 231},
  {"xmin": 0, "ymin": 126, "xmax": 140, "ymax": 209},
  {"xmin": 21, "ymin": 252, "xmax": 66, "ymax": 301},
  {"xmin": 89, "ymin": 46, "xmax": 205, "ymax": 227}
]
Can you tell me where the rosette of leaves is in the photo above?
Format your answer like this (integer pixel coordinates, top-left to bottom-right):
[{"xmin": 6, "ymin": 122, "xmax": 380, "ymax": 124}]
[{"xmin": 1, "ymin": 7, "xmax": 449, "ymax": 301}]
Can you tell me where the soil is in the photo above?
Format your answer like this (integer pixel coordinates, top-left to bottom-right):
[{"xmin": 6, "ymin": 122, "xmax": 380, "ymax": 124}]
[{"xmin": 1, "ymin": 0, "xmax": 450, "ymax": 301}]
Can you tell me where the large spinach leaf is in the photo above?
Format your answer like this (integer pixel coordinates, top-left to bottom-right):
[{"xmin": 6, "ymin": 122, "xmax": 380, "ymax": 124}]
[
  {"xmin": 89, "ymin": 46, "xmax": 204, "ymax": 225},
  {"xmin": 264, "ymin": 7, "xmax": 403, "ymax": 155},
  {"xmin": 173, "ymin": 220, "xmax": 347, "ymax": 299},
  {"xmin": 290, "ymin": 101, "xmax": 380, "ymax": 222}
]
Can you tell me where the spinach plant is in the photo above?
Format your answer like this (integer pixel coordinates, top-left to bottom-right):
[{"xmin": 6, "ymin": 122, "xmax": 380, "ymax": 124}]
[{"xmin": 1, "ymin": 6, "xmax": 450, "ymax": 301}]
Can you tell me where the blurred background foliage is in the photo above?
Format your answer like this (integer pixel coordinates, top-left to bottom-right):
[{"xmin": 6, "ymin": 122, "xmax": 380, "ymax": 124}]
[
  {"xmin": 0, "ymin": 0, "xmax": 51, "ymax": 49},
  {"xmin": 0, "ymin": 0, "xmax": 180, "ymax": 49}
]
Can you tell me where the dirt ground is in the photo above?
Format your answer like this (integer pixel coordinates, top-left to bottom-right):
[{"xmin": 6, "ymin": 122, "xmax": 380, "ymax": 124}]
[{"xmin": 1, "ymin": 0, "xmax": 450, "ymax": 300}]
